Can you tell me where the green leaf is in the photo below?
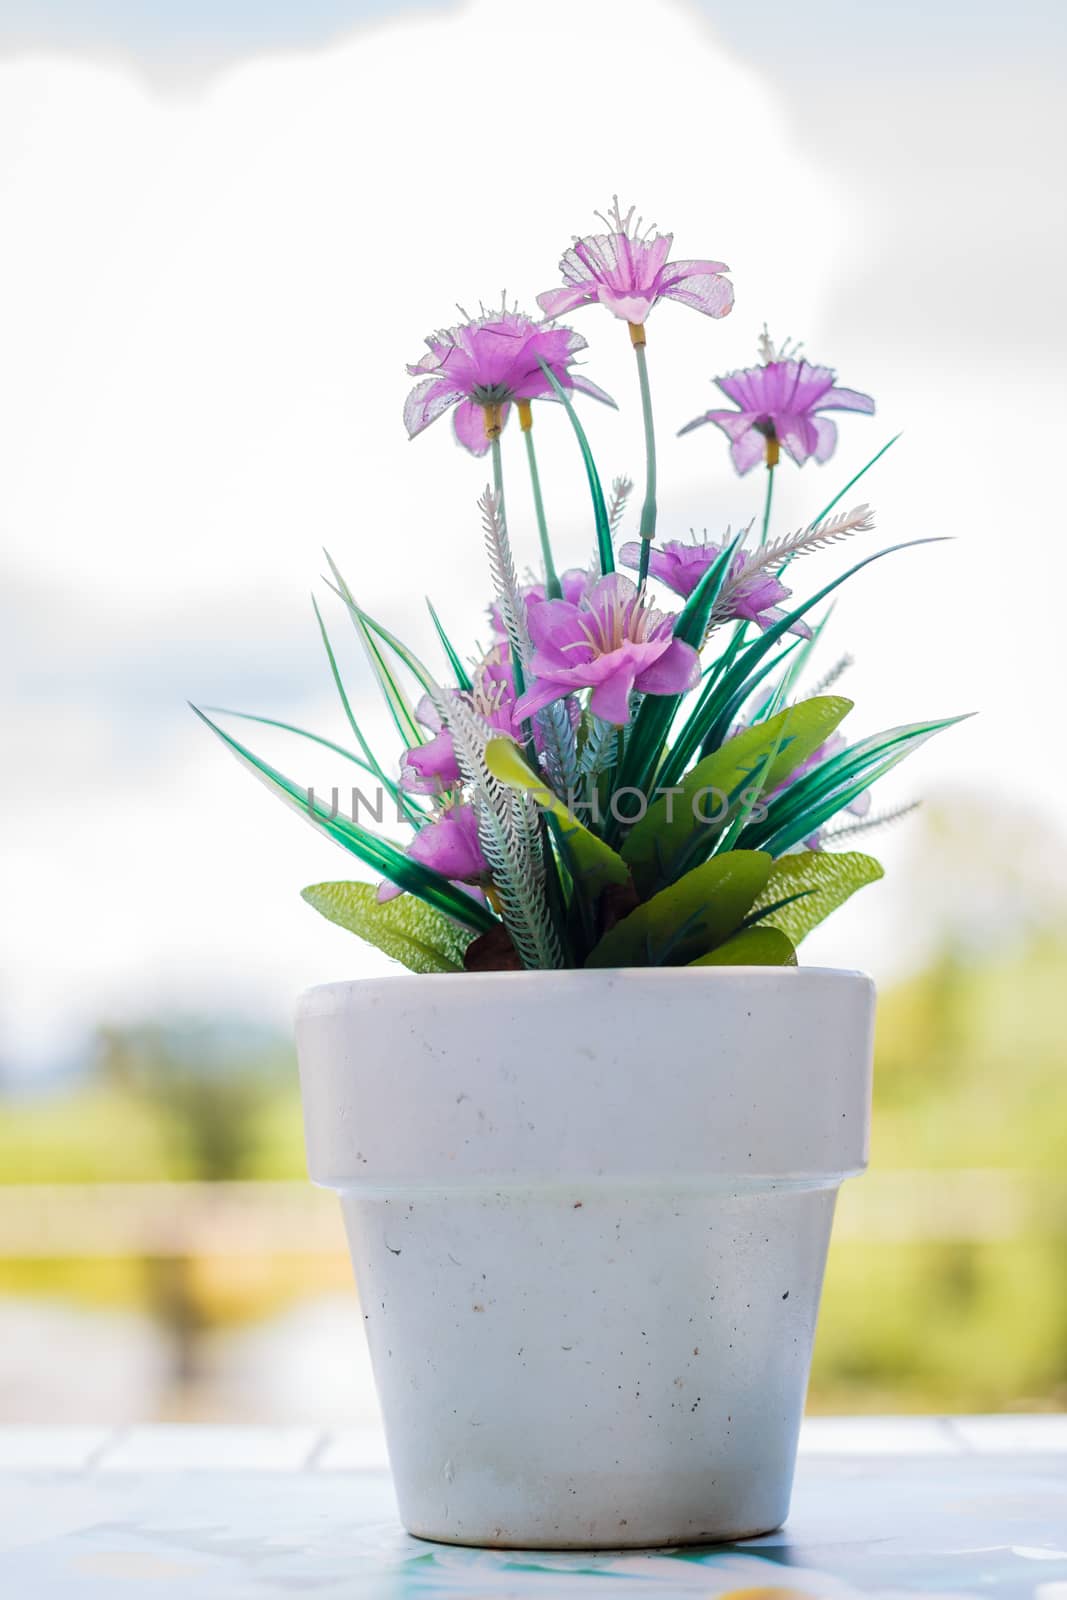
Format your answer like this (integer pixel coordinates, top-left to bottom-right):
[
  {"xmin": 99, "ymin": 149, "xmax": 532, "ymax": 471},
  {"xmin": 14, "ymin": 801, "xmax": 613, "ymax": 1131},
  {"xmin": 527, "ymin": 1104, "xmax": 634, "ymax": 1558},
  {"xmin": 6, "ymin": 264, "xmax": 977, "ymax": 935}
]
[
  {"xmin": 745, "ymin": 715, "xmax": 968, "ymax": 856},
  {"xmin": 484, "ymin": 737, "xmax": 631, "ymax": 899},
  {"xmin": 301, "ymin": 881, "xmax": 473, "ymax": 973},
  {"xmin": 610, "ymin": 535, "xmax": 743, "ymax": 817},
  {"xmin": 745, "ymin": 851, "xmax": 884, "ymax": 944},
  {"xmin": 621, "ymin": 696, "xmax": 852, "ymax": 897},
  {"xmin": 748, "ymin": 606, "xmax": 836, "ymax": 723},
  {"xmin": 657, "ymin": 632, "xmax": 806, "ymax": 789},
  {"xmin": 808, "ymin": 433, "xmax": 902, "ymax": 533},
  {"xmin": 426, "ymin": 599, "xmax": 473, "ymax": 692},
  {"xmin": 536, "ymin": 356, "xmax": 613, "ymax": 576},
  {"xmin": 323, "ymin": 554, "xmax": 427, "ymax": 750},
  {"xmin": 191, "ymin": 705, "xmax": 497, "ymax": 933},
  {"xmin": 310, "ymin": 596, "xmax": 424, "ymax": 828},
  {"xmin": 697, "ymin": 537, "xmax": 948, "ymax": 755},
  {"xmin": 203, "ymin": 705, "xmax": 425, "ymax": 828},
  {"xmin": 689, "ymin": 926, "xmax": 797, "ymax": 967},
  {"xmin": 585, "ymin": 850, "xmax": 771, "ymax": 969}
]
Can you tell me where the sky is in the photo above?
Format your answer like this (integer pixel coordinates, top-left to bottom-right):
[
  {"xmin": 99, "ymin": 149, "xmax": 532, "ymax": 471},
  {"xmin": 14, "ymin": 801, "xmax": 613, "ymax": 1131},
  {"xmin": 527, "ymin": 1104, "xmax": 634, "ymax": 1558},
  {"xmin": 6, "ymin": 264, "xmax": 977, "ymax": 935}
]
[{"xmin": 2, "ymin": 0, "xmax": 1065, "ymax": 1075}]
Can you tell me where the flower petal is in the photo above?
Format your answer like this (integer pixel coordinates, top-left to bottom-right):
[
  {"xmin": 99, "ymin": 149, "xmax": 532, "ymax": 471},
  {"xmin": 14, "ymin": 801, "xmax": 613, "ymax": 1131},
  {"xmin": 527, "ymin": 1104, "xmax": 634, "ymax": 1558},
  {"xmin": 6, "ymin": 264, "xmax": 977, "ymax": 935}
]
[
  {"xmin": 730, "ymin": 428, "xmax": 768, "ymax": 474},
  {"xmin": 536, "ymin": 284, "xmax": 596, "ymax": 319},
  {"xmin": 514, "ymin": 676, "xmax": 572, "ymax": 722},
  {"xmin": 414, "ymin": 693, "xmax": 442, "ymax": 734},
  {"xmin": 588, "ymin": 661, "xmax": 638, "ymax": 724},
  {"xmin": 702, "ymin": 408, "xmax": 757, "ymax": 443},
  {"xmin": 403, "ymin": 376, "xmax": 462, "ymax": 440},
  {"xmin": 752, "ymin": 605, "xmax": 814, "ymax": 641},
  {"xmin": 660, "ymin": 270, "xmax": 734, "ymax": 319},
  {"xmin": 566, "ymin": 372, "xmax": 618, "ymax": 408},
  {"xmin": 452, "ymin": 397, "xmax": 505, "ymax": 456},
  {"xmin": 812, "ymin": 415, "xmax": 838, "ymax": 463},
  {"xmin": 526, "ymin": 595, "xmax": 589, "ymax": 667},
  {"xmin": 633, "ymin": 636, "xmax": 700, "ymax": 696},
  {"xmin": 819, "ymin": 384, "xmax": 875, "ymax": 414},
  {"xmin": 595, "ymin": 287, "xmax": 656, "ymax": 323},
  {"xmin": 778, "ymin": 415, "xmax": 820, "ymax": 466},
  {"xmin": 400, "ymin": 729, "xmax": 460, "ymax": 794},
  {"xmin": 657, "ymin": 257, "xmax": 730, "ymax": 287}
]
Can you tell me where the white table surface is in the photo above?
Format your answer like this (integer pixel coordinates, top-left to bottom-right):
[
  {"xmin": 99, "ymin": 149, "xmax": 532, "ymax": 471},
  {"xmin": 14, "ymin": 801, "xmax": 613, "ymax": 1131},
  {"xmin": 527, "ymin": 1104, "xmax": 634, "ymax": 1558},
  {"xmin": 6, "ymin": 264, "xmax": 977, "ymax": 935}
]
[{"xmin": 1, "ymin": 1417, "xmax": 1065, "ymax": 1597}]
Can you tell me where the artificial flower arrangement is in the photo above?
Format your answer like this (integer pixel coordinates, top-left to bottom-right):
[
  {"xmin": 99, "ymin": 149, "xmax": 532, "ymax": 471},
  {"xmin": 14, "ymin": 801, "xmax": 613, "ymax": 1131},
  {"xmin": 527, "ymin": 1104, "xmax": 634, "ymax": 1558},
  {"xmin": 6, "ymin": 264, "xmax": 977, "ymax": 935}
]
[{"xmin": 196, "ymin": 199, "xmax": 959, "ymax": 977}]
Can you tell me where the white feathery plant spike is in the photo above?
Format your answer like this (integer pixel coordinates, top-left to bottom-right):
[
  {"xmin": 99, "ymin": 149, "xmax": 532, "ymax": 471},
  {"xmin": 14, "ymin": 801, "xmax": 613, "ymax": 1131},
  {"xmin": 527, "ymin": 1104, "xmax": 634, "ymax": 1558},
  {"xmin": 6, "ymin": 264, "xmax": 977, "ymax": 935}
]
[
  {"xmin": 708, "ymin": 503, "xmax": 876, "ymax": 628},
  {"xmin": 537, "ymin": 698, "xmax": 580, "ymax": 797},
  {"xmin": 806, "ymin": 653, "xmax": 855, "ymax": 697},
  {"xmin": 430, "ymin": 685, "xmax": 563, "ymax": 971},
  {"xmin": 822, "ymin": 799, "xmax": 921, "ymax": 845},
  {"xmin": 753, "ymin": 502, "xmax": 875, "ymax": 572},
  {"xmin": 587, "ymin": 475, "xmax": 635, "ymax": 580},
  {"xmin": 607, "ymin": 475, "xmax": 634, "ymax": 535},
  {"xmin": 479, "ymin": 486, "xmax": 531, "ymax": 672},
  {"xmin": 579, "ymin": 715, "xmax": 618, "ymax": 784}
]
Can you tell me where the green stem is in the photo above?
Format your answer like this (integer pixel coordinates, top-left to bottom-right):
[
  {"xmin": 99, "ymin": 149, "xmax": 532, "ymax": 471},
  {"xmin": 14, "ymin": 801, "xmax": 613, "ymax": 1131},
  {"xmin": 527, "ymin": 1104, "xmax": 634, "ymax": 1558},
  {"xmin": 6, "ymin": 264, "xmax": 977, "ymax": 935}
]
[
  {"xmin": 633, "ymin": 338, "xmax": 658, "ymax": 586},
  {"xmin": 759, "ymin": 461, "xmax": 776, "ymax": 547},
  {"xmin": 523, "ymin": 424, "xmax": 561, "ymax": 599}
]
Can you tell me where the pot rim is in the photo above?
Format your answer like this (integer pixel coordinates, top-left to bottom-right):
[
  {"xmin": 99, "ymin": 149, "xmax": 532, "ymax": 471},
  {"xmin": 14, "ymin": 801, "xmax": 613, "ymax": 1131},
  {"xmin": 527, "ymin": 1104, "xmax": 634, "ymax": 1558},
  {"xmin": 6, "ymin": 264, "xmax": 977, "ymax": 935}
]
[
  {"xmin": 295, "ymin": 964, "xmax": 876, "ymax": 1189},
  {"xmin": 296, "ymin": 964, "xmax": 872, "ymax": 1016}
]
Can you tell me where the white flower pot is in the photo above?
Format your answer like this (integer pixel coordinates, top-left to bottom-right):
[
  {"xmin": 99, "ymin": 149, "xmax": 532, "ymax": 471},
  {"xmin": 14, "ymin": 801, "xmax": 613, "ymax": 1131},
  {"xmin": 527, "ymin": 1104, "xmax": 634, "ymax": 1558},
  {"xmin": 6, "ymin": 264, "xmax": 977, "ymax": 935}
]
[{"xmin": 296, "ymin": 966, "xmax": 874, "ymax": 1549}]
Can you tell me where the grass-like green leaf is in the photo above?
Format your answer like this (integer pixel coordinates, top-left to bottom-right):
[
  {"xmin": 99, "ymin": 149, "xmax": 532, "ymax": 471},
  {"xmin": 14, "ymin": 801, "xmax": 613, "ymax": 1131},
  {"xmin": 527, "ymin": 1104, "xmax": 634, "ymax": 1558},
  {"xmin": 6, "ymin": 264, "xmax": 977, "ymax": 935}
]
[
  {"xmin": 301, "ymin": 881, "xmax": 473, "ymax": 972},
  {"xmin": 688, "ymin": 926, "xmax": 797, "ymax": 967},
  {"xmin": 697, "ymin": 537, "xmax": 949, "ymax": 756},
  {"xmin": 808, "ymin": 433, "xmax": 902, "ymax": 534},
  {"xmin": 427, "ymin": 599, "xmax": 473, "ymax": 692},
  {"xmin": 191, "ymin": 705, "xmax": 497, "ymax": 933},
  {"xmin": 609, "ymin": 535, "xmax": 743, "ymax": 822},
  {"xmin": 310, "ymin": 596, "xmax": 424, "ymax": 828},
  {"xmin": 537, "ymin": 356, "xmax": 613, "ymax": 576},
  {"xmin": 744, "ymin": 715, "xmax": 968, "ymax": 856},
  {"xmin": 203, "ymin": 705, "xmax": 424, "ymax": 828},
  {"xmin": 659, "ymin": 632, "xmax": 807, "ymax": 787},
  {"xmin": 484, "ymin": 737, "xmax": 630, "ymax": 899},
  {"xmin": 324, "ymin": 554, "xmax": 424, "ymax": 751},
  {"xmin": 585, "ymin": 850, "xmax": 771, "ymax": 968},
  {"xmin": 621, "ymin": 696, "xmax": 852, "ymax": 896},
  {"xmin": 744, "ymin": 851, "xmax": 884, "ymax": 944}
]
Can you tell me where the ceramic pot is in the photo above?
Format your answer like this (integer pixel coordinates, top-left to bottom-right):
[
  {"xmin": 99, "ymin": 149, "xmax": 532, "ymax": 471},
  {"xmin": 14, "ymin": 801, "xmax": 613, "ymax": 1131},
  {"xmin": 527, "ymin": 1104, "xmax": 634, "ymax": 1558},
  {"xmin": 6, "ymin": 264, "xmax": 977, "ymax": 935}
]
[{"xmin": 296, "ymin": 966, "xmax": 875, "ymax": 1549}]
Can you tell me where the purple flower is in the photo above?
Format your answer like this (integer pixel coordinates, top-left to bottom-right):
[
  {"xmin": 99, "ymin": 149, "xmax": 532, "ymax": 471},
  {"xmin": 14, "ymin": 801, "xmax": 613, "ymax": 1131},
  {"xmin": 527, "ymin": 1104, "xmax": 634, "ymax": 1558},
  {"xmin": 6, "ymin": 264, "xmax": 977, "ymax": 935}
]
[
  {"xmin": 377, "ymin": 801, "xmax": 489, "ymax": 903},
  {"xmin": 680, "ymin": 331, "xmax": 874, "ymax": 473},
  {"xmin": 618, "ymin": 538, "xmax": 812, "ymax": 639},
  {"xmin": 399, "ymin": 696, "xmax": 462, "ymax": 796},
  {"xmin": 537, "ymin": 199, "xmax": 733, "ymax": 327},
  {"xmin": 488, "ymin": 568, "xmax": 590, "ymax": 641},
  {"xmin": 399, "ymin": 646, "xmax": 536, "ymax": 797},
  {"xmin": 404, "ymin": 306, "xmax": 613, "ymax": 457},
  {"xmin": 514, "ymin": 572, "xmax": 700, "ymax": 727}
]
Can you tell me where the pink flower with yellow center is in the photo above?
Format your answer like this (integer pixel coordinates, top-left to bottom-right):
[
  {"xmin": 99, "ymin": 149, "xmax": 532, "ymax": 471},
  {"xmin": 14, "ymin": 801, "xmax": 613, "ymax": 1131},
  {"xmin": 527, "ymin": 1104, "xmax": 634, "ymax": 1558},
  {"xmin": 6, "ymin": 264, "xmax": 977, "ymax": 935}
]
[
  {"xmin": 404, "ymin": 306, "xmax": 613, "ymax": 457},
  {"xmin": 680, "ymin": 329, "xmax": 874, "ymax": 473},
  {"xmin": 514, "ymin": 573, "xmax": 700, "ymax": 727},
  {"xmin": 537, "ymin": 199, "xmax": 733, "ymax": 327}
]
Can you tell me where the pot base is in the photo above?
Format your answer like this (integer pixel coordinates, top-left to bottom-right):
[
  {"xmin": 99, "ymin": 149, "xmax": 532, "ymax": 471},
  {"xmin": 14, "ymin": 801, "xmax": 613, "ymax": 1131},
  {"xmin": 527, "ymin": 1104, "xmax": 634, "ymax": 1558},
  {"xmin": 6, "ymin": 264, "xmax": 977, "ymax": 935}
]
[{"xmin": 403, "ymin": 1517, "xmax": 785, "ymax": 1552}]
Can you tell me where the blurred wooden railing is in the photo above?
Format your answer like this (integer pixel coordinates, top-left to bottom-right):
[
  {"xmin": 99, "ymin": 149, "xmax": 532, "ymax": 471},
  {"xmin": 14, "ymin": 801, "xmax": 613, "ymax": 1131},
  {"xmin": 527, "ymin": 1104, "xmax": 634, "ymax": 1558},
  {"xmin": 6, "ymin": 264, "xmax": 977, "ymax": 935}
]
[{"xmin": 0, "ymin": 1172, "xmax": 1064, "ymax": 1256}]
